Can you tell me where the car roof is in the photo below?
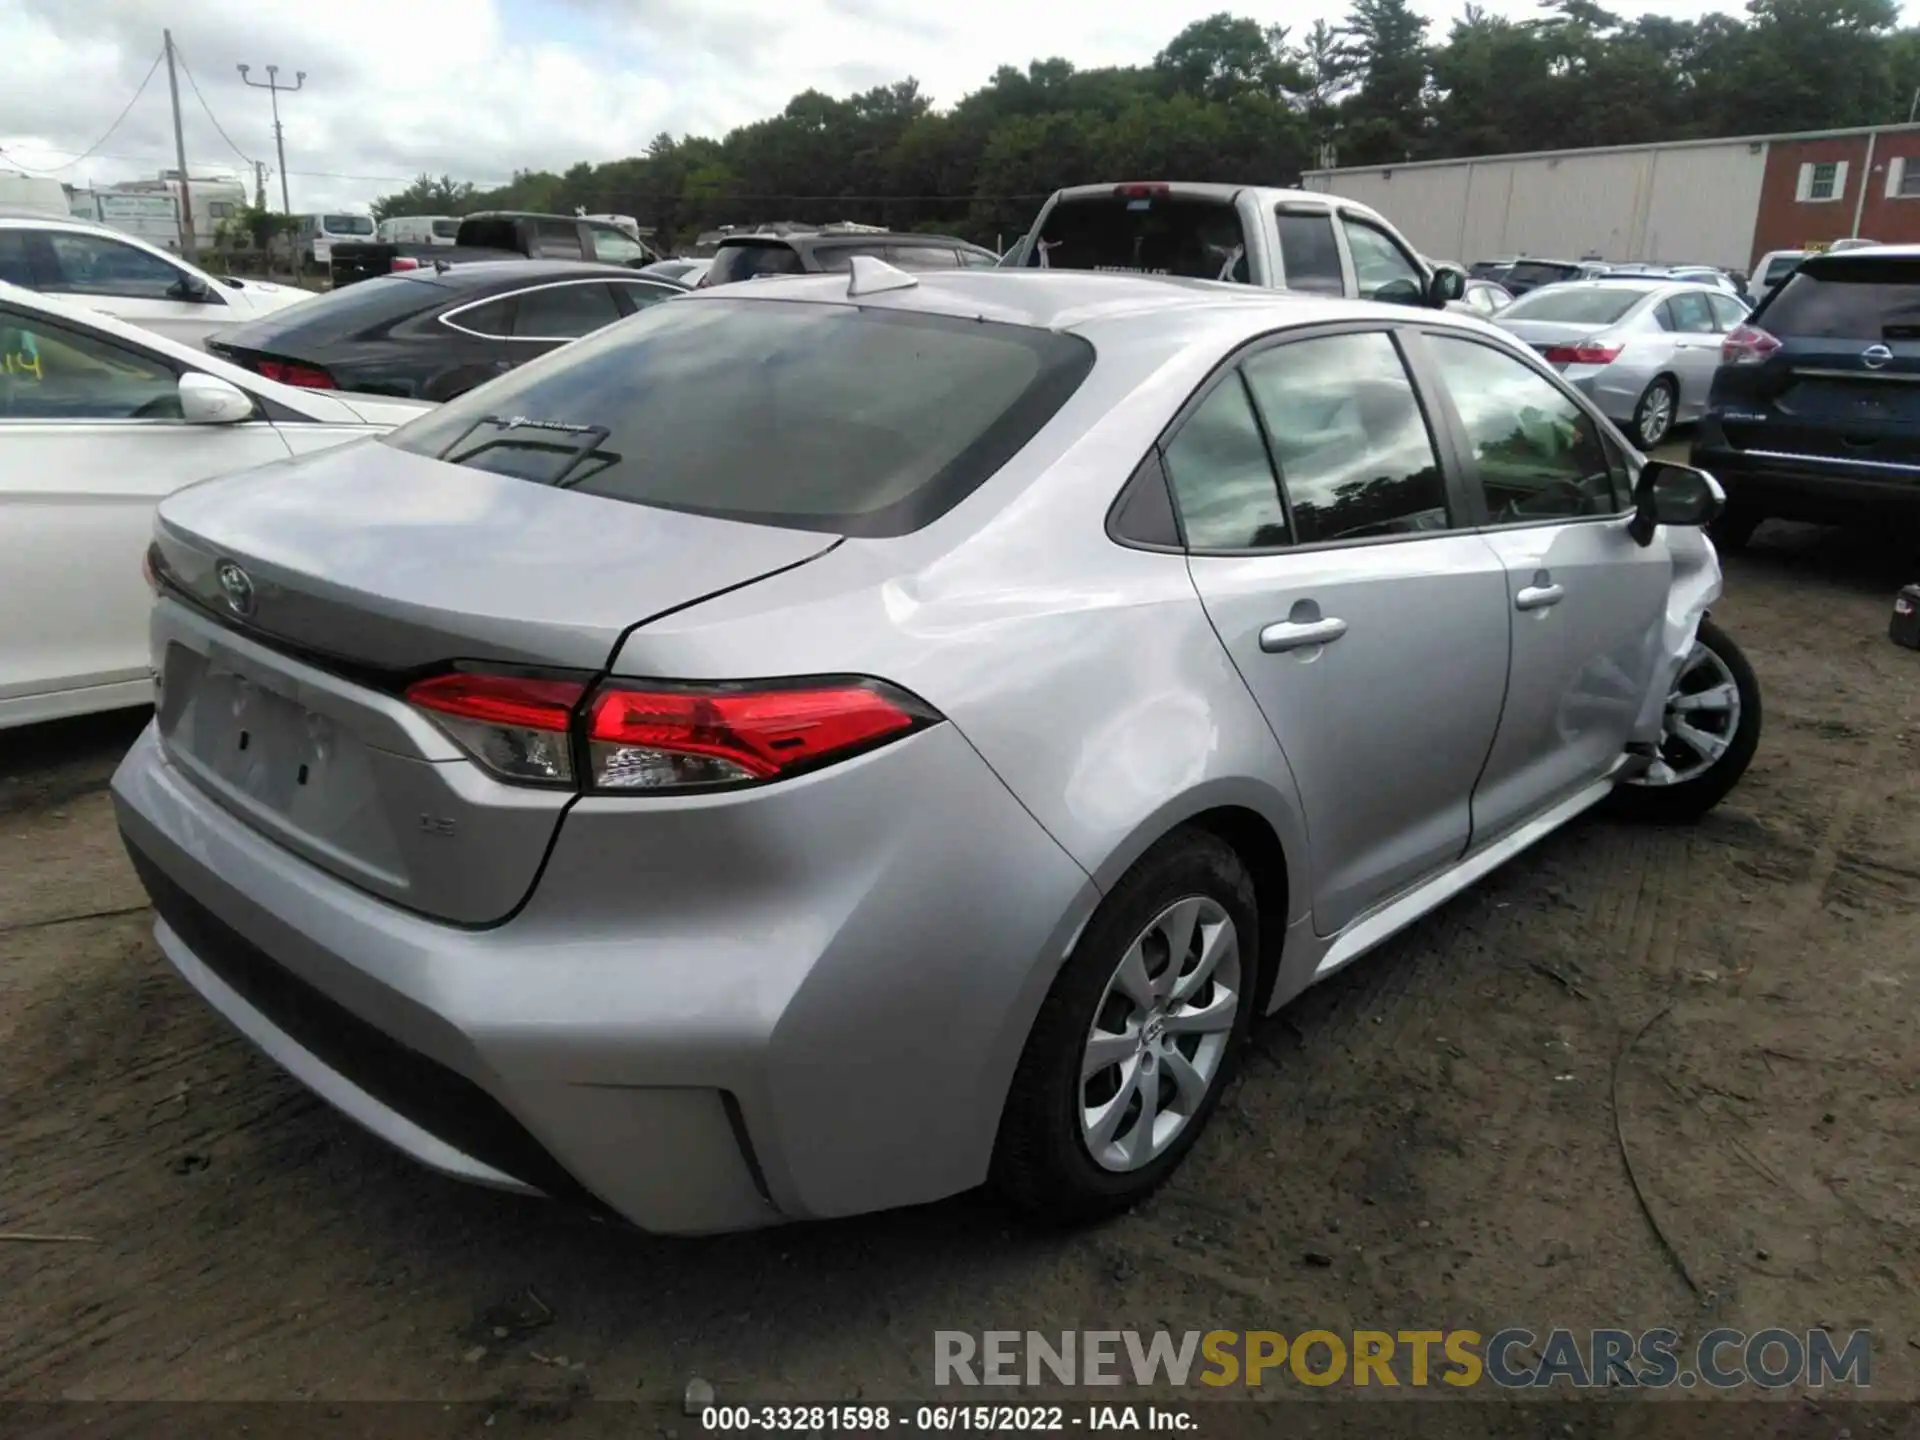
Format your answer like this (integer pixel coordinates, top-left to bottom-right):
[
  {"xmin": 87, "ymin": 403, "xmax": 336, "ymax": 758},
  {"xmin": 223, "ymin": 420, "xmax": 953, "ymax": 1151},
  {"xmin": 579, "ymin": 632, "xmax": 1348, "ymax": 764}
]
[
  {"xmin": 1801, "ymin": 243, "xmax": 1920, "ymax": 262},
  {"xmin": 684, "ymin": 267, "xmax": 1514, "ymax": 360},
  {"xmin": 416, "ymin": 258, "xmax": 673, "ymax": 288}
]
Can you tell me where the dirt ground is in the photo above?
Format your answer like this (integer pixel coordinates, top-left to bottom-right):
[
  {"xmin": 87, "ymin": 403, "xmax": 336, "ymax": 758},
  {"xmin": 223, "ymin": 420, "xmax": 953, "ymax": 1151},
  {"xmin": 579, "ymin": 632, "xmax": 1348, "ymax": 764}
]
[{"xmin": 1, "ymin": 513, "xmax": 1916, "ymax": 1418}]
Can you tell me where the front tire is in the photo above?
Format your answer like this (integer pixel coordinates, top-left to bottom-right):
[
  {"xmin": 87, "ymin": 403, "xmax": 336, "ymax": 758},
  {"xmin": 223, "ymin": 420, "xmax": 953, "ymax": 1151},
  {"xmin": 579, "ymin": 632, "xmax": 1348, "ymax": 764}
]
[
  {"xmin": 991, "ymin": 829, "xmax": 1259, "ymax": 1224},
  {"xmin": 1606, "ymin": 617, "xmax": 1761, "ymax": 823},
  {"xmin": 1633, "ymin": 376, "xmax": 1678, "ymax": 449}
]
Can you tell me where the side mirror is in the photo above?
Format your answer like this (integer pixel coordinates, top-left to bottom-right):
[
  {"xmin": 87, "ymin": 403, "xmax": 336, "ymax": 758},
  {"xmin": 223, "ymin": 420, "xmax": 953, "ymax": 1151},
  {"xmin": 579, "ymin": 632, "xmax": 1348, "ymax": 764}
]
[
  {"xmin": 1628, "ymin": 459, "xmax": 1724, "ymax": 546},
  {"xmin": 1425, "ymin": 265, "xmax": 1468, "ymax": 308},
  {"xmin": 178, "ymin": 372, "xmax": 255, "ymax": 425}
]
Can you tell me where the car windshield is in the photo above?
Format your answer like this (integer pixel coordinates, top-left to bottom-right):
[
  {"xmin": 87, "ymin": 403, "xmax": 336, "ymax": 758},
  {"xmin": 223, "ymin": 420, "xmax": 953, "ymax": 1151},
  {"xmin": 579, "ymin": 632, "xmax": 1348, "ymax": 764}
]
[
  {"xmin": 431, "ymin": 219, "xmax": 460, "ymax": 240},
  {"xmin": 1502, "ymin": 287, "xmax": 1646, "ymax": 324},
  {"xmin": 1761, "ymin": 258, "xmax": 1920, "ymax": 339},
  {"xmin": 325, "ymin": 215, "xmax": 373, "ymax": 235},
  {"xmin": 1026, "ymin": 194, "xmax": 1249, "ymax": 282},
  {"xmin": 1763, "ymin": 254, "xmax": 1804, "ymax": 285},
  {"xmin": 381, "ymin": 298, "xmax": 1095, "ymax": 536}
]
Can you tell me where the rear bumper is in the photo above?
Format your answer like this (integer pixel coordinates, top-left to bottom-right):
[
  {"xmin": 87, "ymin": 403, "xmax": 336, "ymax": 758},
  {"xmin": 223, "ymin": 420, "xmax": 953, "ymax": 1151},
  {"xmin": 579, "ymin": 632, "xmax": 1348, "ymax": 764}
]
[
  {"xmin": 1693, "ymin": 421, "xmax": 1920, "ymax": 522},
  {"xmin": 113, "ymin": 721, "xmax": 1096, "ymax": 1233}
]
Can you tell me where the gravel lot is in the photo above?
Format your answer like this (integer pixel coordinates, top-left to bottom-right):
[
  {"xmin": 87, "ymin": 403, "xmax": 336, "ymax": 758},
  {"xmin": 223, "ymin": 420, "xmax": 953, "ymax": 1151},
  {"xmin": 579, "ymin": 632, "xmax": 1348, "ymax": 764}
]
[{"xmin": 1, "ymin": 514, "xmax": 1915, "ymax": 1414}]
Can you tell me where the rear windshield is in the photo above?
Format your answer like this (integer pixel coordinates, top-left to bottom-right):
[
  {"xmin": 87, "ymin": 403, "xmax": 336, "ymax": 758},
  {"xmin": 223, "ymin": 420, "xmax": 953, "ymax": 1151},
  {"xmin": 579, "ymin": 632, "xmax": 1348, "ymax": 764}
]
[
  {"xmin": 431, "ymin": 219, "xmax": 461, "ymax": 240},
  {"xmin": 706, "ymin": 242, "xmax": 804, "ymax": 285},
  {"xmin": 1761, "ymin": 258, "xmax": 1920, "ymax": 338},
  {"xmin": 380, "ymin": 298, "xmax": 1095, "ymax": 536},
  {"xmin": 325, "ymin": 215, "xmax": 373, "ymax": 235},
  {"xmin": 1026, "ymin": 195, "xmax": 1249, "ymax": 282},
  {"xmin": 1502, "ymin": 287, "xmax": 1645, "ymax": 324},
  {"xmin": 1507, "ymin": 261, "xmax": 1582, "ymax": 287}
]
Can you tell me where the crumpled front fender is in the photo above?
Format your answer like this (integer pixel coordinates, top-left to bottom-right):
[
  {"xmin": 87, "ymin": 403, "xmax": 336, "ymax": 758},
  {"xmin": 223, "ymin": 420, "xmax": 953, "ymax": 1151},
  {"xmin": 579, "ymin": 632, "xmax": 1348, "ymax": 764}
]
[{"xmin": 1630, "ymin": 527, "xmax": 1723, "ymax": 744}]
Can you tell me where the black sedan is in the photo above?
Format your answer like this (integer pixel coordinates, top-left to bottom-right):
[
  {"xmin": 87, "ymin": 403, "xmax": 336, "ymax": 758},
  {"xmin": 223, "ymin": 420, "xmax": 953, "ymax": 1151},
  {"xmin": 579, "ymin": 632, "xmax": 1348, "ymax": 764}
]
[{"xmin": 204, "ymin": 260, "xmax": 687, "ymax": 402}]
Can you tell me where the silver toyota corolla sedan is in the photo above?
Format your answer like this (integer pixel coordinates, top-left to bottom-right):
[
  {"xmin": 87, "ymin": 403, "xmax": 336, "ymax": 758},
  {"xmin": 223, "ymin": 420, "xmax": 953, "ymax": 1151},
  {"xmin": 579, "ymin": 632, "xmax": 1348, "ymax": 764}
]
[
  {"xmin": 113, "ymin": 264, "xmax": 1762, "ymax": 1233},
  {"xmin": 1495, "ymin": 280, "xmax": 1751, "ymax": 448}
]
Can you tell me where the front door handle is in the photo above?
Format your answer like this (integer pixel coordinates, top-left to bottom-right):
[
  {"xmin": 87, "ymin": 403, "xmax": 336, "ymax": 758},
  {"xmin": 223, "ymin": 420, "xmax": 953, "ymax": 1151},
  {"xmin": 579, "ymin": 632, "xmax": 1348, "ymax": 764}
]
[
  {"xmin": 1515, "ymin": 583, "xmax": 1565, "ymax": 611},
  {"xmin": 1260, "ymin": 616, "xmax": 1348, "ymax": 652}
]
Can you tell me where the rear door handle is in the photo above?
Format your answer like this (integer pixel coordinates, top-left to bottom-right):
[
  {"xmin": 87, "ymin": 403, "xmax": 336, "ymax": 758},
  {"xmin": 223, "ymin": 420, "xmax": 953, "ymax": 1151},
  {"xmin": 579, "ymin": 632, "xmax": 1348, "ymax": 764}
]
[
  {"xmin": 1515, "ymin": 583, "xmax": 1564, "ymax": 611},
  {"xmin": 1260, "ymin": 617, "xmax": 1348, "ymax": 652}
]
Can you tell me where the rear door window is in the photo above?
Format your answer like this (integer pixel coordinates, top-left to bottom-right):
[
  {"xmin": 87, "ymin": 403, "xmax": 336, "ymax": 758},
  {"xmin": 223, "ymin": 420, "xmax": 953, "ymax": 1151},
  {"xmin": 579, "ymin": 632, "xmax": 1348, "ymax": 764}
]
[
  {"xmin": 0, "ymin": 305, "xmax": 180, "ymax": 419},
  {"xmin": 1160, "ymin": 376, "xmax": 1289, "ymax": 549},
  {"xmin": 705, "ymin": 243, "xmax": 804, "ymax": 285},
  {"xmin": 1275, "ymin": 210, "xmax": 1344, "ymax": 295},
  {"xmin": 1241, "ymin": 332, "xmax": 1450, "ymax": 543},
  {"xmin": 1760, "ymin": 258, "xmax": 1920, "ymax": 338},
  {"xmin": 381, "ymin": 299, "xmax": 1094, "ymax": 537},
  {"xmin": 508, "ymin": 283, "xmax": 624, "ymax": 340},
  {"xmin": 443, "ymin": 296, "xmax": 513, "ymax": 339},
  {"xmin": 1029, "ymin": 194, "xmax": 1248, "ymax": 282}
]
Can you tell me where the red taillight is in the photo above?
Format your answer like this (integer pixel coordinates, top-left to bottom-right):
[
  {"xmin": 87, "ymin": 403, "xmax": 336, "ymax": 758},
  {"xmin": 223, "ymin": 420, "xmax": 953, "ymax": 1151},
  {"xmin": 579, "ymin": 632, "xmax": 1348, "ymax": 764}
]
[
  {"xmin": 1542, "ymin": 343, "xmax": 1623, "ymax": 365},
  {"xmin": 405, "ymin": 672, "xmax": 586, "ymax": 785},
  {"xmin": 389, "ymin": 256, "xmax": 422, "ymax": 272},
  {"xmin": 1115, "ymin": 183, "xmax": 1171, "ymax": 199},
  {"xmin": 253, "ymin": 358, "xmax": 336, "ymax": 389},
  {"xmin": 1722, "ymin": 323, "xmax": 1781, "ymax": 365},
  {"xmin": 584, "ymin": 680, "xmax": 934, "ymax": 791}
]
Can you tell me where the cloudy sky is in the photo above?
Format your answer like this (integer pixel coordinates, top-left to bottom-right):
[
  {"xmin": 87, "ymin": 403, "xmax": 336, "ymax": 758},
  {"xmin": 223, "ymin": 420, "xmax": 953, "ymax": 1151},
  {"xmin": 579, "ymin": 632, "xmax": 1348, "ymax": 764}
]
[{"xmin": 0, "ymin": 0, "xmax": 1839, "ymax": 212}]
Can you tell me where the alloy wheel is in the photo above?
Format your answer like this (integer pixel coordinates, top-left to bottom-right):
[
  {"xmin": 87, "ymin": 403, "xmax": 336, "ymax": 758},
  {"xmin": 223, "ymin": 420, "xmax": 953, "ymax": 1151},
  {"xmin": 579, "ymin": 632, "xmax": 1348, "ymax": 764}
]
[
  {"xmin": 1637, "ymin": 383, "xmax": 1674, "ymax": 446},
  {"xmin": 1627, "ymin": 639, "xmax": 1742, "ymax": 787},
  {"xmin": 1079, "ymin": 896, "xmax": 1242, "ymax": 1173}
]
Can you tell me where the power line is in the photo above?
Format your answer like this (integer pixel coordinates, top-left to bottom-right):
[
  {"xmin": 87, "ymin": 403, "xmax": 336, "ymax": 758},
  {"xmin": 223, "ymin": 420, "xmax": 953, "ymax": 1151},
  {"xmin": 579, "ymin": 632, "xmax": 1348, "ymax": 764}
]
[
  {"xmin": 1, "ymin": 45, "xmax": 165, "ymax": 173},
  {"xmin": 172, "ymin": 43, "xmax": 257, "ymax": 168}
]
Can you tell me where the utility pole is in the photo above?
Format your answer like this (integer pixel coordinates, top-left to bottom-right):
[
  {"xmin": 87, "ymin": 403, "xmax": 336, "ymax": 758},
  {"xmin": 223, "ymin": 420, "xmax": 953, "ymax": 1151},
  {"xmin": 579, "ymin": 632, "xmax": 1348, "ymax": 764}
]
[
  {"xmin": 253, "ymin": 160, "xmax": 267, "ymax": 210},
  {"xmin": 163, "ymin": 29, "xmax": 196, "ymax": 260},
  {"xmin": 238, "ymin": 62, "xmax": 305, "ymax": 215}
]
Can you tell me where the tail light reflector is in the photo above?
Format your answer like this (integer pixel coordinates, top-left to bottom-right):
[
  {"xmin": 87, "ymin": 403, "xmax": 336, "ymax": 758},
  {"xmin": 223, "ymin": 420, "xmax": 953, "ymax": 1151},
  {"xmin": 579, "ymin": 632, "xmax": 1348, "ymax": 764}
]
[
  {"xmin": 1722, "ymin": 323, "xmax": 1781, "ymax": 365},
  {"xmin": 390, "ymin": 256, "xmax": 423, "ymax": 272},
  {"xmin": 406, "ymin": 672, "xmax": 585, "ymax": 785},
  {"xmin": 585, "ymin": 680, "xmax": 935, "ymax": 791},
  {"xmin": 1114, "ymin": 183, "xmax": 1172, "ymax": 198},
  {"xmin": 1542, "ymin": 342, "xmax": 1622, "ymax": 365},
  {"xmin": 253, "ymin": 357, "xmax": 337, "ymax": 389}
]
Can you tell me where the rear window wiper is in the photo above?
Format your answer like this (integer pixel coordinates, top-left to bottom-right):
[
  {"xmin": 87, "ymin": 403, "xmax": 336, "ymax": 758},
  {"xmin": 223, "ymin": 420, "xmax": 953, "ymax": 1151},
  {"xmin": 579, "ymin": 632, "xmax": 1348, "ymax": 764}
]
[{"xmin": 436, "ymin": 414, "xmax": 615, "ymax": 488}]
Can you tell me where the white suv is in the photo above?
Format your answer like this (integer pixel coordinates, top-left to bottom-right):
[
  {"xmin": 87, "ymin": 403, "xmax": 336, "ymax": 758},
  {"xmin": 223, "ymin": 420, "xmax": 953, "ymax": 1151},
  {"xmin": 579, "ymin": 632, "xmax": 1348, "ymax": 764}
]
[{"xmin": 0, "ymin": 215, "xmax": 308, "ymax": 345}]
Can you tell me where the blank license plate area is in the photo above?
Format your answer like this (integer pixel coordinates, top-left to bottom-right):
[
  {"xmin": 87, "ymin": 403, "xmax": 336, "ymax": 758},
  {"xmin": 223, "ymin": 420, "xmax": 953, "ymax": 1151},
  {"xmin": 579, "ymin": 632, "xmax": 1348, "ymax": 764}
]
[{"xmin": 177, "ymin": 663, "xmax": 383, "ymax": 840}]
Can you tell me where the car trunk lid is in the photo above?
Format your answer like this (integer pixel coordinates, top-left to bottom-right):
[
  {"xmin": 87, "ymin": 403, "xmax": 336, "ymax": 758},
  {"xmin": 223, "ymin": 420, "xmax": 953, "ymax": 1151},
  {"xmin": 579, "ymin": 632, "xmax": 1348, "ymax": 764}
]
[{"xmin": 149, "ymin": 441, "xmax": 839, "ymax": 923}]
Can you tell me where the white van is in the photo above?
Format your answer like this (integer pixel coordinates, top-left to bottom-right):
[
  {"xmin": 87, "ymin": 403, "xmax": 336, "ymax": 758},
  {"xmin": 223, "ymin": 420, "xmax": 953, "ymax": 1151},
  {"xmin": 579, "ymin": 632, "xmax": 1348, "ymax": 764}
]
[
  {"xmin": 0, "ymin": 172, "xmax": 71, "ymax": 220},
  {"xmin": 294, "ymin": 212, "xmax": 375, "ymax": 268},
  {"xmin": 374, "ymin": 215, "xmax": 460, "ymax": 247}
]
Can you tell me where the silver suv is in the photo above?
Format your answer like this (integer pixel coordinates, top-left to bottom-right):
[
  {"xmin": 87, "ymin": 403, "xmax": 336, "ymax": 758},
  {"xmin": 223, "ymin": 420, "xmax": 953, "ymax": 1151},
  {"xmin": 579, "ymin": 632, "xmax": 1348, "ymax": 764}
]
[{"xmin": 115, "ymin": 264, "xmax": 1761, "ymax": 1232}]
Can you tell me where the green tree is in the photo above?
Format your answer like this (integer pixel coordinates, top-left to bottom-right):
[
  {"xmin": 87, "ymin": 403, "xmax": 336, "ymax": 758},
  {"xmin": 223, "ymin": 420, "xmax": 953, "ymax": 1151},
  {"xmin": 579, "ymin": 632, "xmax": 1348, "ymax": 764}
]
[{"xmin": 1339, "ymin": 0, "xmax": 1432, "ymax": 165}]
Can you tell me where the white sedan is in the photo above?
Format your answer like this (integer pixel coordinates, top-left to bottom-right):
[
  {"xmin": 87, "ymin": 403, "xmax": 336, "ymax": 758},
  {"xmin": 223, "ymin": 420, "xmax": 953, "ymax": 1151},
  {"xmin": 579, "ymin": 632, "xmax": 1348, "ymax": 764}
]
[
  {"xmin": 0, "ymin": 282, "xmax": 431, "ymax": 730},
  {"xmin": 0, "ymin": 215, "xmax": 310, "ymax": 345}
]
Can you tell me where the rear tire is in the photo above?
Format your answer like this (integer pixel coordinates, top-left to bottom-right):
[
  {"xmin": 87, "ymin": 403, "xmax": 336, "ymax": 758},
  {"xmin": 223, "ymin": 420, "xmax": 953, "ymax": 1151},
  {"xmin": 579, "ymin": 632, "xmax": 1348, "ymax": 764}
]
[
  {"xmin": 991, "ymin": 829, "xmax": 1260, "ymax": 1225},
  {"xmin": 1633, "ymin": 376, "xmax": 1678, "ymax": 449},
  {"xmin": 1606, "ymin": 617, "xmax": 1761, "ymax": 824}
]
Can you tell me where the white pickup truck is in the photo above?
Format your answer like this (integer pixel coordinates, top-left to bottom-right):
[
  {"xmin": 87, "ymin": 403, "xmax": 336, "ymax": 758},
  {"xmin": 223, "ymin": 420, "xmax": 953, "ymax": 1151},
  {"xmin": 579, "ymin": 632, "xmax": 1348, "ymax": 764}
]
[{"xmin": 1001, "ymin": 181, "xmax": 1466, "ymax": 309}]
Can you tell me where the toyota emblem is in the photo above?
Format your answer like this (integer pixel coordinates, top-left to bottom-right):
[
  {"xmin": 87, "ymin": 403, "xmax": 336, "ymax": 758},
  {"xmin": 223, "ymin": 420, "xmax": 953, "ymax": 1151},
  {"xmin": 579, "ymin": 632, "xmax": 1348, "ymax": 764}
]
[
  {"xmin": 1862, "ymin": 344, "xmax": 1893, "ymax": 370},
  {"xmin": 215, "ymin": 560, "xmax": 256, "ymax": 618}
]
